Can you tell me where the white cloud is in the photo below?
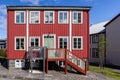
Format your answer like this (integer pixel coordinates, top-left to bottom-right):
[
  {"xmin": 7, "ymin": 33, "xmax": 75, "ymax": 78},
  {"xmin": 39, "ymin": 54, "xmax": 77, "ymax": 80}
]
[
  {"xmin": 20, "ymin": 0, "xmax": 40, "ymax": 5},
  {"xmin": 0, "ymin": 5, "xmax": 6, "ymax": 15},
  {"xmin": 0, "ymin": 5, "xmax": 7, "ymax": 38}
]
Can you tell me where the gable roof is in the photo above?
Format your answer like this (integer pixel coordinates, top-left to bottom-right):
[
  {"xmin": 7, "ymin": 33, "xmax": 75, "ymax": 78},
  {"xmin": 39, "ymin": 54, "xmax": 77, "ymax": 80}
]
[
  {"xmin": 90, "ymin": 21, "xmax": 109, "ymax": 34},
  {"xmin": 104, "ymin": 13, "xmax": 120, "ymax": 27}
]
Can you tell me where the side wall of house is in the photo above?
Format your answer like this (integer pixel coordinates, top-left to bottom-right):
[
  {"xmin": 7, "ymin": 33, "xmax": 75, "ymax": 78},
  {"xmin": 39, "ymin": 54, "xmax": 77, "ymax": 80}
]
[{"xmin": 106, "ymin": 16, "xmax": 120, "ymax": 66}]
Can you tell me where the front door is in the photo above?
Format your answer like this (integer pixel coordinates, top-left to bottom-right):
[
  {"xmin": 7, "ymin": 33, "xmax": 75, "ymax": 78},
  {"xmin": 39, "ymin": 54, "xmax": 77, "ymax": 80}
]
[{"xmin": 43, "ymin": 35, "xmax": 55, "ymax": 58}]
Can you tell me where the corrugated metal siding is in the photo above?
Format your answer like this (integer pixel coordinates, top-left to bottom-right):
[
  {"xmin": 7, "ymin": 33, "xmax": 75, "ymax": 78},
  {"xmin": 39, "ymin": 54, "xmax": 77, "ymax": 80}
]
[{"xmin": 7, "ymin": 10, "xmax": 89, "ymax": 59}]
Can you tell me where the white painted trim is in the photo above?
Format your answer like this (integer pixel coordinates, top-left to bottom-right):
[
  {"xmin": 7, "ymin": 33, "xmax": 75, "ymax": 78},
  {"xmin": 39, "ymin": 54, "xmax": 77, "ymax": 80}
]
[
  {"xmin": 30, "ymin": 11, "xmax": 40, "ymax": 24},
  {"xmin": 14, "ymin": 36, "xmax": 26, "ymax": 50},
  {"xmin": 58, "ymin": 36, "xmax": 68, "ymax": 49},
  {"xmin": 26, "ymin": 10, "xmax": 29, "ymax": 51},
  {"xmin": 44, "ymin": 11, "xmax": 54, "ymax": 24},
  {"xmin": 42, "ymin": 34, "xmax": 56, "ymax": 48},
  {"xmin": 15, "ymin": 11, "xmax": 26, "ymax": 24},
  {"xmin": 29, "ymin": 36, "xmax": 40, "ymax": 47},
  {"xmin": 58, "ymin": 11, "xmax": 68, "ymax": 24},
  {"xmin": 69, "ymin": 10, "xmax": 72, "ymax": 51},
  {"xmin": 72, "ymin": 11, "xmax": 83, "ymax": 24},
  {"xmin": 72, "ymin": 36, "xmax": 83, "ymax": 50}
]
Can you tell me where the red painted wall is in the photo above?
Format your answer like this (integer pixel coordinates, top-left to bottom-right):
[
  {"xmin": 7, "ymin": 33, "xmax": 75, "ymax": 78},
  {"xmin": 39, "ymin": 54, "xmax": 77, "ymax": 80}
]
[{"xmin": 7, "ymin": 10, "xmax": 89, "ymax": 59}]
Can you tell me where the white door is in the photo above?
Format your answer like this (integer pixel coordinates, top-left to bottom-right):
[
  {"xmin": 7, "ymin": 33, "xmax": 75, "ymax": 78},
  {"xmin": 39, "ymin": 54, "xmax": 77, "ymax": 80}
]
[{"xmin": 43, "ymin": 35, "xmax": 55, "ymax": 58}]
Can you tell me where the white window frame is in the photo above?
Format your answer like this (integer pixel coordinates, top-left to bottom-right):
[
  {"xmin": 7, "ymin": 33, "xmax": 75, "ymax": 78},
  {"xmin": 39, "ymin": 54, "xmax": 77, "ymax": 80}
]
[
  {"xmin": 58, "ymin": 11, "xmax": 68, "ymax": 24},
  {"xmin": 29, "ymin": 37, "xmax": 40, "ymax": 47},
  {"xmin": 72, "ymin": 36, "xmax": 83, "ymax": 50},
  {"xmin": 44, "ymin": 11, "xmax": 54, "ymax": 24},
  {"xmin": 15, "ymin": 37, "xmax": 25, "ymax": 50},
  {"xmin": 30, "ymin": 11, "xmax": 40, "ymax": 24},
  {"xmin": 15, "ymin": 11, "xmax": 25, "ymax": 24},
  {"xmin": 58, "ymin": 36, "xmax": 68, "ymax": 49},
  {"xmin": 72, "ymin": 11, "xmax": 83, "ymax": 24}
]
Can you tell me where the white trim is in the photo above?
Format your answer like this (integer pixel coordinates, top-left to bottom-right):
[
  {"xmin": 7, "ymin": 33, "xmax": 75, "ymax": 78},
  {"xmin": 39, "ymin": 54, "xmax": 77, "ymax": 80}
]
[
  {"xmin": 58, "ymin": 11, "xmax": 68, "ymax": 24},
  {"xmin": 14, "ymin": 36, "xmax": 25, "ymax": 50},
  {"xmin": 58, "ymin": 36, "xmax": 68, "ymax": 49},
  {"xmin": 42, "ymin": 34, "xmax": 56, "ymax": 48},
  {"xmin": 29, "ymin": 36, "xmax": 40, "ymax": 47},
  {"xmin": 72, "ymin": 36, "xmax": 83, "ymax": 50},
  {"xmin": 72, "ymin": 11, "xmax": 83, "ymax": 24},
  {"xmin": 69, "ymin": 10, "xmax": 72, "ymax": 51},
  {"xmin": 44, "ymin": 11, "xmax": 54, "ymax": 24},
  {"xmin": 26, "ymin": 10, "xmax": 29, "ymax": 51},
  {"xmin": 15, "ymin": 11, "xmax": 25, "ymax": 24},
  {"xmin": 30, "ymin": 11, "xmax": 40, "ymax": 24}
]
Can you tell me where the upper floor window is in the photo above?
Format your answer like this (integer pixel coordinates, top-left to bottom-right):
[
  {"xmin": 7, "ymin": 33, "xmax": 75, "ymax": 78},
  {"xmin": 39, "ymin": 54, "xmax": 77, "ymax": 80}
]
[
  {"xmin": 58, "ymin": 11, "xmax": 68, "ymax": 24},
  {"xmin": 73, "ymin": 11, "xmax": 82, "ymax": 24},
  {"xmin": 30, "ymin": 37, "xmax": 40, "ymax": 47},
  {"xmin": 92, "ymin": 34, "xmax": 98, "ymax": 43},
  {"xmin": 58, "ymin": 37, "xmax": 68, "ymax": 48},
  {"xmin": 15, "ymin": 37, "xmax": 25, "ymax": 50},
  {"xmin": 73, "ymin": 36, "xmax": 83, "ymax": 50},
  {"xmin": 15, "ymin": 11, "xmax": 25, "ymax": 24},
  {"xmin": 44, "ymin": 11, "xmax": 54, "ymax": 24},
  {"xmin": 92, "ymin": 48, "xmax": 99, "ymax": 58},
  {"xmin": 30, "ymin": 11, "xmax": 40, "ymax": 24}
]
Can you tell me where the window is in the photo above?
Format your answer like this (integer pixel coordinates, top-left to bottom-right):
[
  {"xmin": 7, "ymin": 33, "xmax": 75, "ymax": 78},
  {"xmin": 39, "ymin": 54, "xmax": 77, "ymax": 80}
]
[
  {"xmin": 58, "ymin": 37, "xmax": 68, "ymax": 48},
  {"xmin": 15, "ymin": 37, "xmax": 25, "ymax": 50},
  {"xmin": 15, "ymin": 11, "xmax": 25, "ymax": 24},
  {"xmin": 92, "ymin": 48, "xmax": 99, "ymax": 58},
  {"xmin": 44, "ymin": 11, "xmax": 54, "ymax": 24},
  {"xmin": 73, "ymin": 37, "xmax": 83, "ymax": 50},
  {"xmin": 92, "ymin": 34, "xmax": 98, "ymax": 43},
  {"xmin": 58, "ymin": 11, "xmax": 68, "ymax": 23},
  {"xmin": 73, "ymin": 11, "xmax": 82, "ymax": 24},
  {"xmin": 30, "ymin": 11, "xmax": 40, "ymax": 24},
  {"xmin": 30, "ymin": 37, "xmax": 40, "ymax": 47}
]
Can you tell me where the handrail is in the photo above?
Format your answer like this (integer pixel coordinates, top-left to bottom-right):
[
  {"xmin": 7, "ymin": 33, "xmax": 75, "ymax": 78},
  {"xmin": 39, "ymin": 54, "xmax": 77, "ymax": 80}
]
[{"xmin": 66, "ymin": 49, "xmax": 86, "ymax": 63}]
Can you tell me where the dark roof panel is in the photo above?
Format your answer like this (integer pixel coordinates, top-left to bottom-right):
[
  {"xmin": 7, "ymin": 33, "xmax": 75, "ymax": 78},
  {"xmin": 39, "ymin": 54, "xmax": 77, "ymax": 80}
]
[{"xmin": 7, "ymin": 6, "xmax": 91, "ymax": 11}]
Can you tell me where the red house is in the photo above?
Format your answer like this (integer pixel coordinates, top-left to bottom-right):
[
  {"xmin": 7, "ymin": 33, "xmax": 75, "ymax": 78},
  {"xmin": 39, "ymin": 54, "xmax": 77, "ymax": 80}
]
[{"xmin": 7, "ymin": 6, "xmax": 91, "ymax": 74}]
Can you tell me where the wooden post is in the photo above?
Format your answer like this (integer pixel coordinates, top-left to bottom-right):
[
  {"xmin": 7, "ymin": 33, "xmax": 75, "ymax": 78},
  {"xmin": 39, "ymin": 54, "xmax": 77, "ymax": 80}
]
[
  {"xmin": 65, "ymin": 49, "xmax": 67, "ymax": 74},
  {"xmin": 45, "ymin": 48, "xmax": 48, "ymax": 74}
]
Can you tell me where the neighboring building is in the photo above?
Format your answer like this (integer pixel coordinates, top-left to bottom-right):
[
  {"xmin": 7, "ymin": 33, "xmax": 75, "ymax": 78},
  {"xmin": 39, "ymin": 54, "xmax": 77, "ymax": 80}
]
[
  {"xmin": 0, "ymin": 38, "xmax": 7, "ymax": 50},
  {"xmin": 105, "ymin": 13, "xmax": 120, "ymax": 66},
  {"xmin": 7, "ymin": 6, "xmax": 91, "ymax": 74},
  {"xmin": 89, "ymin": 21, "xmax": 109, "ymax": 64}
]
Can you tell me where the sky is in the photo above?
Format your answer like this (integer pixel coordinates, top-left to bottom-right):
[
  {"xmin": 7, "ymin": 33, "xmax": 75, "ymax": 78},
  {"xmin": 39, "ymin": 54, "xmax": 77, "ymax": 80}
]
[{"xmin": 0, "ymin": 0, "xmax": 120, "ymax": 38}]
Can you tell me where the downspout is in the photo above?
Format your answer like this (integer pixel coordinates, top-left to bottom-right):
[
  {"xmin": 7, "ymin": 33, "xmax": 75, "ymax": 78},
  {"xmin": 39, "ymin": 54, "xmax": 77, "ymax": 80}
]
[
  {"xmin": 69, "ymin": 10, "xmax": 72, "ymax": 51},
  {"xmin": 26, "ymin": 10, "xmax": 29, "ymax": 52}
]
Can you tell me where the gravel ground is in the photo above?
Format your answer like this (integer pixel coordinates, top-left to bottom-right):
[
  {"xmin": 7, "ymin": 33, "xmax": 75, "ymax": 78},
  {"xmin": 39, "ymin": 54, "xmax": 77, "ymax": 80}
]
[{"xmin": 0, "ymin": 64, "xmax": 116, "ymax": 80}]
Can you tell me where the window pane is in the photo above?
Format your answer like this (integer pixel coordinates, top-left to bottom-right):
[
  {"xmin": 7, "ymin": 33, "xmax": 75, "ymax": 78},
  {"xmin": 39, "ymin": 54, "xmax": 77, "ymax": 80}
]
[
  {"xmin": 64, "ymin": 13, "xmax": 67, "ymax": 23},
  {"xmin": 21, "ymin": 12, "xmax": 24, "ymax": 23},
  {"xmin": 59, "ymin": 13, "xmax": 63, "ymax": 23},
  {"xmin": 78, "ymin": 13, "xmax": 81, "ymax": 23},
  {"xmin": 35, "ymin": 38, "xmax": 39, "ymax": 47},
  {"xmin": 73, "ymin": 13, "xmax": 77, "ymax": 23}
]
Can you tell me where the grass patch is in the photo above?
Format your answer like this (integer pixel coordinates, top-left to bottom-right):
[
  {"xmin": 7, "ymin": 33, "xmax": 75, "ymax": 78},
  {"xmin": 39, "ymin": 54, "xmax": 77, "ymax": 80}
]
[
  {"xmin": 89, "ymin": 66, "xmax": 120, "ymax": 80},
  {"xmin": 0, "ymin": 56, "xmax": 6, "ymax": 58}
]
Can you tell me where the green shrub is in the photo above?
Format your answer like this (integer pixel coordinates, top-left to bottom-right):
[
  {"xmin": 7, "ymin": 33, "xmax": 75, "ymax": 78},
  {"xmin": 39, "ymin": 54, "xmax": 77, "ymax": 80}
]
[{"xmin": 0, "ymin": 49, "xmax": 7, "ymax": 58}]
